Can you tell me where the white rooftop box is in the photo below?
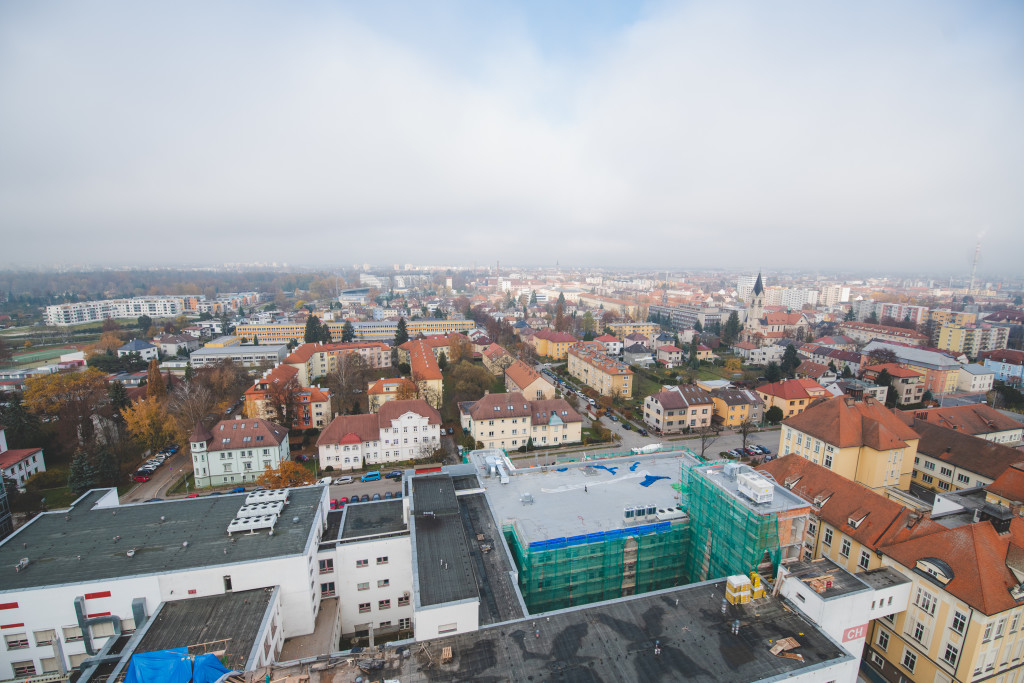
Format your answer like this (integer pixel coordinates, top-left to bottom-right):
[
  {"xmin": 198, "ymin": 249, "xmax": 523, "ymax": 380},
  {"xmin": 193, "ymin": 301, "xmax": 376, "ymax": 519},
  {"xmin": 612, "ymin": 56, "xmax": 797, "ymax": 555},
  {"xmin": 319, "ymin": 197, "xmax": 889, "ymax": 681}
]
[{"xmin": 737, "ymin": 472, "xmax": 774, "ymax": 504}]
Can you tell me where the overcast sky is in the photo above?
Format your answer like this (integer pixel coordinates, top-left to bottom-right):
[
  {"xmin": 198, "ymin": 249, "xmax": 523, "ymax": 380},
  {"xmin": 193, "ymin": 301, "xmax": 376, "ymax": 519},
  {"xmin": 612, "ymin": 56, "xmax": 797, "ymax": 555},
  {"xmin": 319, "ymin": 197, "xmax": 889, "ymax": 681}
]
[{"xmin": 1, "ymin": 0, "xmax": 1022, "ymax": 275}]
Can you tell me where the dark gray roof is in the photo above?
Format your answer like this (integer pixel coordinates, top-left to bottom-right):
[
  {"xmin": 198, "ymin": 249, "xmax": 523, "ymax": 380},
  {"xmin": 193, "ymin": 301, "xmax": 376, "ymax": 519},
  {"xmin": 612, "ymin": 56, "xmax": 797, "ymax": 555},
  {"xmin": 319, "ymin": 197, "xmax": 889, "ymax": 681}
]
[
  {"xmin": 119, "ymin": 338, "xmax": 156, "ymax": 351},
  {"xmin": 0, "ymin": 488, "xmax": 323, "ymax": 592},
  {"xmin": 130, "ymin": 589, "xmax": 274, "ymax": 672},
  {"xmin": 411, "ymin": 475, "xmax": 478, "ymax": 607},
  {"xmin": 340, "ymin": 500, "xmax": 407, "ymax": 539},
  {"xmin": 379, "ymin": 578, "xmax": 850, "ymax": 682}
]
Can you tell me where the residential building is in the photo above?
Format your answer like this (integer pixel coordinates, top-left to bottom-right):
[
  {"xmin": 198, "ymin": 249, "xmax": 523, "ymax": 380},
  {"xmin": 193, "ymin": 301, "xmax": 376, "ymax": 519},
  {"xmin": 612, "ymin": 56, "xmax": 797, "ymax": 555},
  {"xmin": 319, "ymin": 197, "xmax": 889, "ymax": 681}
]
[
  {"xmin": 693, "ymin": 344, "xmax": 714, "ymax": 362},
  {"xmin": 732, "ymin": 341, "xmax": 785, "ymax": 366},
  {"xmin": 779, "ymin": 396, "xmax": 919, "ymax": 491},
  {"xmin": 606, "ymin": 321, "xmax": 660, "ymax": 341},
  {"xmin": 397, "ymin": 333, "xmax": 470, "ymax": 365},
  {"xmin": 839, "ymin": 322, "xmax": 928, "ymax": 346},
  {"xmin": 800, "ymin": 345, "xmax": 862, "ymax": 374},
  {"xmin": 928, "ymin": 308, "xmax": 978, "ymax": 343},
  {"xmin": 43, "ymin": 295, "xmax": 193, "ymax": 326},
  {"xmin": 405, "ymin": 340, "xmax": 443, "ymax": 409},
  {"xmin": 151, "ymin": 334, "xmax": 200, "ymax": 356},
  {"xmin": 566, "ymin": 344, "xmax": 633, "ymax": 397},
  {"xmin": 242, "ymin": 365, "xmax": 331, "ymax": 431},
  {"xmin": 190, "ymin": 417, "xmax": 290, "ymax": 488},
  {"xmin": 869, "ymin": 515, "xmax": 1024, "ymax": 683},
  {"xmin": 958, "ymin": 363, "xmax": 996, "ymax": 393},
  {"xmin": 0, "ymin": 427, "xmax": 45, "ymax": 488},
  {"xmin": 284, "ymin": 342, "xmax": 391, "ymax": 386},
  {"xmin": 316, "ymin": 400, "xmax": 441, "ymax": 471},
  {"xmin": 235, "ymin": 319, "xmax": 474, "ymax": 345},
  {"xmin": 938, "ymin": 323, "xmax": 1009, "ymax": 358},
  {"xmin": 656, "ymin": 345, "xmax": 684, "ymax": 368},
  {"xmin": 810, "ymin": 335, "xmax": 857, "ymax": 351},
  {"xmin": 861, "ymin": 340, "xmax": 965, "ymax": 397},
  {"xmin": 982, "ymin": 349, "xmax": 1024, "ymax": 386},
  {"xmin": 594, "ymin": 334, "xmax": 623, "ymax": 356},
  {"xmin": 902, "ymin": 404, "xmax": 1023, "ymax": 445},
  {"xmin": 459, "ymin": 392, "xmax": 581, "ymax": 450},
  {"xmin": 648, "ymin": 302, "xmax": 729, "ymax": 331},
  {"xmin": 825, "ymin": 378, "xmax": 889, "ymax": 404},
  {"xmin": 526, "ymin": 330, "xmax": 578, "ymax": 360},
  {"xmin": 481, "ymin": 343, "xmax": 513, "ymax": 375},
  {"xmin": 642, "ymin": 385, "xmax": 714, "ymax": 434},
  {"xmin": 758, "ymin": 455, "xmax": 942, "ymax": 573},
  {"xmin": 756, "ymin": 378, "xmax": 828, "ymax": 419},
  {"xmin": 862, "ymin": 363, "xmax": 925, "ymax": 406},
  {"xmin": 709, "ymin": 388, "xmax": 764, "ymax": 427},
  {"xmin": 367, "ymin": 377, "xmax": 417, "ymax": 413},
  {"xmin": 189, "ymin": 344, "xmax": 288, "ymax": 369},
  {"xmin": 622, "ymin": 343, "xmax": 654, "ymax": 367},
  {"xmin": 876, "ymin": 302, "xmax": 929, "ymax": 326},
  {"xmin": 901, "ymin": 418, "xmax": 1024, "ymax": 494},
  {"xmin": 117, "ymin": 338, "xmax": 158, "ymax": 361},
  {"xmin": 504, "ymin": 360, "xmax": 555, "ymax": 400}
]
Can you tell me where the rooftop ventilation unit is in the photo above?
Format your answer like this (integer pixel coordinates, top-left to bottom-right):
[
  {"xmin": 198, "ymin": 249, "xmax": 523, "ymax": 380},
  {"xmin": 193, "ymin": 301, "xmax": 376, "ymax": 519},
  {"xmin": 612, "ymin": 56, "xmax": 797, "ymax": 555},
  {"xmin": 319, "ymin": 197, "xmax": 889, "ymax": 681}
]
[
  {"xmin": 227, "ymin": 514, "xmax": 279, "ymax": 535},
  {"xmin": 236, "ymin": 502, "xmax": 285, "ymax": 518},
  {"xmin": 737, "ymin": 472, "xmax": 774, "ymax": 504},
  {"xmin": 246, "ymin": 489, "xmax": 289, "ymax": 505}
]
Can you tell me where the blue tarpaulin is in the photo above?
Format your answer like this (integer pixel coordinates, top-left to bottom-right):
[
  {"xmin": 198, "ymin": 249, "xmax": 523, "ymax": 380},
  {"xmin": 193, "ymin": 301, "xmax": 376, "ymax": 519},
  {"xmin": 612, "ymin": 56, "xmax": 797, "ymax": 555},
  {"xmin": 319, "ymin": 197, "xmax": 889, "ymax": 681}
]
[{"xmin": 124, "ymin": 649, "xmax": 232, "ymax": 683}]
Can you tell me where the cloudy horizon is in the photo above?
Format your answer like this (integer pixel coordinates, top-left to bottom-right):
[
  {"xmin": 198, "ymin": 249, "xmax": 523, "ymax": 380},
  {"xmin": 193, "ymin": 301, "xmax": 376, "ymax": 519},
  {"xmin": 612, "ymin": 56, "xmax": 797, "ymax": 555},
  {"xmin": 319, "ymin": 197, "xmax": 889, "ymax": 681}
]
[{"xmin": 1, "ymin": 1, "xmax": 1022, "ymax": 276}]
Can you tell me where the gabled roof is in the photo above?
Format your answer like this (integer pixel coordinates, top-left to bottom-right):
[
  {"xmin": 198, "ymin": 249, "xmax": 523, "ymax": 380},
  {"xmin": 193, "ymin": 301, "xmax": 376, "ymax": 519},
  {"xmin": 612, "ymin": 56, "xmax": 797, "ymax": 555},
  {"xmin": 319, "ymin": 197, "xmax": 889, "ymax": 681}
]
[
  {"xmin": 623, "ymin": 343, "xmax": 650, "ymax": 354},
  {"xmin": 657, "ymin": 345, "xmax": 683, "ymax": 353},
  {"xmin": 189, "ymin": 422, "xmax": 213, "ymax": 443},
  {"xmin": 761, "ymin": 312, "xmax": 803, "ymax": 326},
  {"xmin": 505, "ymin": 360, "xmax": 551, "ymax": 391},
  {"xmin": 757, "ymin": 455, "xmax": 942, "ymax": 552},
  {"xmin": 987, "ymin": 463, "xmax": 1024, "ymax": 504},
  {"xmin": 903, "ymin": 419, "xmax": 1024, "ymax": 480},
  {"xmin": 982, "ymin": 349, "xmax": 1024, "ymax": 366},
  {"xmin": 756, "ymin": 379, "xmax": 826, "ymax": 401},
  {"xmin": 783, "ymin": 396, "xmax": 919, "ymax": 450},
  {"xmin": 317, "ymin": 413, "xmax": 381, "ymax": 446},
  {"xmin": 532, "ymin": 330, "xmax": 578, "ymax": 343},
  {"xmin": 367, "ymin": 377, "xmax": 415, "ymax": 396},
  {"xmin": 378, "ymin": 399, "xmax": 441, "ymax": 425},
  {"xmin": 0, "ymin": 447, "xmax": 42, "ymax": 470},
  {"xmin": 529, "ymin": 399, "xmax": 582, "ymax": 425},
  {"xmin": 904, "ymin": 404, "xmax": 1022, "ymax": 436},
  {"xmin": 119, "ymin": 338, "xmax": 156, "ymax": 351},
  {"xmin": 595, "ymin": 334, "xmax": 618, "ymax": 343},
  {"xmin": 482, "ymin": 343, "xmax": 509, "ymax": 360},
  {"xmin": 465, "ymin": 392, "xmax": 533, "ymax": 420},
  {"xmin": 882, "ymin": 517, "xmax": 1024, "ymax": 615}
]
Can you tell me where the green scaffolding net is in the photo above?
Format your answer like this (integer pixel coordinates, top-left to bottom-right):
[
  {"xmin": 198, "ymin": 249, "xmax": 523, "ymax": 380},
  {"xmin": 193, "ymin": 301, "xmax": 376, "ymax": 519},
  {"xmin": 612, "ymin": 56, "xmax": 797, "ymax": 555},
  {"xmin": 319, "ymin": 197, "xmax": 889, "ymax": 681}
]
[
  {"xmin": 504, "ymin": 518, "xmax": 690, "ymax": 614},
  {"xmin": 681, "ymin": 461, "xmax": 781, "ymax": 582}
]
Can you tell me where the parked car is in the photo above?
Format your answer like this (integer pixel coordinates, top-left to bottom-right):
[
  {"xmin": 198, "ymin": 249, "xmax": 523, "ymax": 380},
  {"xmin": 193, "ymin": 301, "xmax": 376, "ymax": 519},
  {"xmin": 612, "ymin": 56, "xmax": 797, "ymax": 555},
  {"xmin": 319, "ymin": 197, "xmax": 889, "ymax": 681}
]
[
  {"xmin": 384, "ymin": 491, "xmax": 393, "ymax": 499},
  {"xmin": 639, "ymin": 429, "xmax": 649, "ymax": 437},
  {"xmin": 371, "ymin": 493, "xmax": 381, "ymax": 501},
  {"xmin": 622, "ymin": 422, "xmax": 632, "ymax": 430},
  {"xmin": 316, "ymin": 477, "xmax": 333, "ymax": 486},
  {"xmin": 295, "ymin": 454, "xmax": 309, "ymax": 462},
  {"xmin": 360, "ymin": 494, "xmax": 370, "ymax": 502},
  {"xmin": 186, "ymin": 493, "xmax": 199, "ymax": 498},
  {"xmin": 230, "ymin": 487, "xmax": 245, "ymax": 493},
  {"xmin": 340, "ymin": 496, "xmax": 349, "ymax": 504},
  {"xmin": 609, "ymin": 415, "xmax": 618, "ymax": 421},
  {"xmin": 361, "ymin": 471, "xmax": 381, "ymax": 482},
  {"xmin": 334, "ymin": 476, "xmax": 353, "ymax": 485},
  {"xmin": 132, "ymin": 472, "xmax": 151, "ymax": 482},
  {"xmin": 384, "ymin": 470, "xmax": 402, "ymax": 480}
]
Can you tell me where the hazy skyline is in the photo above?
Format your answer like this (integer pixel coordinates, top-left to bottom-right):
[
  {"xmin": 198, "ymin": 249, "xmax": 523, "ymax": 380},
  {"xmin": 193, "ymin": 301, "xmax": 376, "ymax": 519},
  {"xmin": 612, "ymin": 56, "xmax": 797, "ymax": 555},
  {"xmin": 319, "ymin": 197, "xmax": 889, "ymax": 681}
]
[{"xmin": 1, "ymin": 1, "xmax": 1022, "ymax": 275}]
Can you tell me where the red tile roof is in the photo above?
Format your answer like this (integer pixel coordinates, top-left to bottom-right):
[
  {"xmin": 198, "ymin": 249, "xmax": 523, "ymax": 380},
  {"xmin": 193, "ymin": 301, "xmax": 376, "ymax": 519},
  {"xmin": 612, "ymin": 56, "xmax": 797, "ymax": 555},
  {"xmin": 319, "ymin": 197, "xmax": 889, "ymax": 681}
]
[
  {"xmin": 532, "ymin": 329, "xmax": 579, "ymax": 343},
  {"xmin": 901, "ymin": 418, "xmax": 1024, "ymax": 480},
  {"xmin": 529, "ymin": 399, "xmax": 582, "ymax": 425},
  {"xmin": 902, "ymin": 404, "xmax": 1022, "ymax": 436},
  {"xmin": 987, "ymin": 463, "xmax": 1024, "ymax": 504},
  {"xmin": 0, "ymin": 448, "xmax": 42, "ymax": 470},
  {"xmin": 757, "ymin": 455, "xmax": 942, "ymax": 551},
  {"xmin": 595, "ymin": 334, "xmax": 618, "ymax": 343},
  {"xmin": 407, "ymin": 340, "xmax": 442, "ymax": 381},
  {"xmin": 206, "ymin": 418, "xmax": 287, "ymax": 452},
  {"xmin": 317, "ymin": 413, "xmax": 381, "ymax": 445},
  {"xmin": 982, "ymin": 349, "xmax": 1024, "ymax": 365},
  {"xmin": 783, "ymin": 396, "xmax": 920, "ymax": 450},
  {"xmin": 465, "ymin": 392, "xmax": 533, "ymax": 420},
  {"xmin": 756, "ymin": 378, "xmax": 826, "ymax": 401},
  {"xmin": 841, "ymin": 322, "xmax": 927, "ymax": 341},
  {"xmin": 377, "ymin": 399, "xmax": 441, "ymax": 425},
  {"xmin": 367, "ymin": 377, "xmax": 415, "ymax": 396},
  {"xmin": 505, "ymin": 360, "xmax": 549, "ymax": 391},
  {"xmin": 882, "ymin": 517, "xmax": 1024, "ymax": 615}
]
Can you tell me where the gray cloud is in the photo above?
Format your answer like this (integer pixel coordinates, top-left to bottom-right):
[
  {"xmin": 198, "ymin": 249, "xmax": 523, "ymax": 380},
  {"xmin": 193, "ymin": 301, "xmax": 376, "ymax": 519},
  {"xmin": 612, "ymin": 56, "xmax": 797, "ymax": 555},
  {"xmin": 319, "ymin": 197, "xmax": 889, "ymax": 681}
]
[{"xmin": 1, "ymin": 0, "xmax": 1021, "ymax": 275}]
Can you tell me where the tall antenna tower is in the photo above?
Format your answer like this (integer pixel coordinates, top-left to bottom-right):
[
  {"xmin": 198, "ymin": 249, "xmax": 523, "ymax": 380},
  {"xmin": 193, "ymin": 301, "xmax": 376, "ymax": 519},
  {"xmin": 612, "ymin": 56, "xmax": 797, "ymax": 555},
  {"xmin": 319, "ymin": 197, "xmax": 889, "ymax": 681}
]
[{"xmin": 969, "ymin": 240, "xmax": 981, "ymax": 294}]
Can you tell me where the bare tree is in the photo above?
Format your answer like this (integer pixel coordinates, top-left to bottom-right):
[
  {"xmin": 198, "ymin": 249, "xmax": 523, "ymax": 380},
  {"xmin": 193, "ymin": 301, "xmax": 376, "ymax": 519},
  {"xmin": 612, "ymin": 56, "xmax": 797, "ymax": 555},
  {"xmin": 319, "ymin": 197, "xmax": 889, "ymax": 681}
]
[
  {"xmin": 264, "ymin": 372, "xmax": 302, "ymax": 428},
  {"xmin": 328, "ymin": 352, "xmax": 370, "ymax": 415},
  {"xmin": 169, "ymin": 381, "xmax": 215, "ymax": 437},
  {"xmin": 695, "ymin": 424, "xmax": 721, "ymax": 459},
  {"xmin": 736, "ymin": 418, "xmax": 757, "ymax": 450}
]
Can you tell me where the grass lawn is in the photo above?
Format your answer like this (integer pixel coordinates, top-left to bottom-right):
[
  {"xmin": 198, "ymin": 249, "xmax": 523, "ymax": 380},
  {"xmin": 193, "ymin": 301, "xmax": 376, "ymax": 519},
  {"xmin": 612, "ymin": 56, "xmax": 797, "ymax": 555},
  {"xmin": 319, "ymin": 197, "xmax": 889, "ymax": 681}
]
[{"xmin": 167, "ymin": 472, "xmax": 196, "ymax": 495}]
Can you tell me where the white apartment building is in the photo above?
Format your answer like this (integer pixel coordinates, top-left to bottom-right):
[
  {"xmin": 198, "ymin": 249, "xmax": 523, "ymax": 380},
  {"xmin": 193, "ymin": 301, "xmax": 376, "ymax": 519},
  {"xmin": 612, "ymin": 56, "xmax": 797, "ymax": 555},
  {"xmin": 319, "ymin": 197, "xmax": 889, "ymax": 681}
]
[
  {"xmin": 190, "ymin": 417, "xmax": 290, "ymax": 488},
  {"xmin": 316, "ymin": 400, "xmax": 442, "ymax": 472},
  {"xmin": 44, "ymin": 297, "xmax": 188, "ymax": 326}
]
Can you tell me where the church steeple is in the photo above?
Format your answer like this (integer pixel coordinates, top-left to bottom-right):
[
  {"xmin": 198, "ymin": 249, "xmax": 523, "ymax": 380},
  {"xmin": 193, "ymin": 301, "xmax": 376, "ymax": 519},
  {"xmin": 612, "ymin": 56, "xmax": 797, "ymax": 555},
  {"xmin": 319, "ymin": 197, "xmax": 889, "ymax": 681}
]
[
  {"xmin": 752, "ymin": 272, "xmax": 764, "ymax": 297},
  {"xmin": 747, "ymin": 272, "xmax": 765, "ymax": 326}
]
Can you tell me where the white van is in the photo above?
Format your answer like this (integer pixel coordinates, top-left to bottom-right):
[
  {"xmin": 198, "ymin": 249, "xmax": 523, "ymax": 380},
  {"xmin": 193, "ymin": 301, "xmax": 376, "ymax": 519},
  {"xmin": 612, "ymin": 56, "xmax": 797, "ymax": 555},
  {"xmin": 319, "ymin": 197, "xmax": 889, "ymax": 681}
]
[{"xmin": 316, "ymin": 477, "xmax": 333, "ymax": 486}]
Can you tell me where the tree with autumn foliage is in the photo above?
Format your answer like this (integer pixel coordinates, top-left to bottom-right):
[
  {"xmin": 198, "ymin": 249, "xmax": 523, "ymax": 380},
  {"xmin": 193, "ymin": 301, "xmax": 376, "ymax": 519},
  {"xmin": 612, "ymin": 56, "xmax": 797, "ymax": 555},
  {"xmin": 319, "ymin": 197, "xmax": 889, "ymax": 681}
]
[
  {"xmin": 146, "ymin": 359, "xmax": 166, "ymax": 400},
  {"xmin": 448, "ymin": 335, "xmax": 472, "ymax": 365},
  {"xmin": 24, "ymin": 367, "xmax": 107, "ymax": 445},
  {"xmin": 121, "ymin": 396, "xmax": 178, "ymax": 452},
  {"xmin": 257, "ymin": 460, "xmax": 313, "ymax": 489}
]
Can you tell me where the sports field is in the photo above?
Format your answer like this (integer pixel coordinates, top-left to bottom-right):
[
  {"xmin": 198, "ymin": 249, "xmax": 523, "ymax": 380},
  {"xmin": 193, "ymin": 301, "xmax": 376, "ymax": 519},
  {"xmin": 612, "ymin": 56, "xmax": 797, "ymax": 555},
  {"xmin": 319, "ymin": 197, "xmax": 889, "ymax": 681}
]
[{"xmin": 9, "ymin": 346, "xmax": 80, "ymax": 364}]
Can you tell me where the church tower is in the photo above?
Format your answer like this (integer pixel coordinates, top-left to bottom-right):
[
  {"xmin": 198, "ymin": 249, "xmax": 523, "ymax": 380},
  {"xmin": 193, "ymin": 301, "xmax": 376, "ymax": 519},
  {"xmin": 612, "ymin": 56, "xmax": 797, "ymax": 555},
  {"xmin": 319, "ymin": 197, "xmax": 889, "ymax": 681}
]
[{"xmin": 747, "ymin": 272, "xmax": 765, "ymax": 324}]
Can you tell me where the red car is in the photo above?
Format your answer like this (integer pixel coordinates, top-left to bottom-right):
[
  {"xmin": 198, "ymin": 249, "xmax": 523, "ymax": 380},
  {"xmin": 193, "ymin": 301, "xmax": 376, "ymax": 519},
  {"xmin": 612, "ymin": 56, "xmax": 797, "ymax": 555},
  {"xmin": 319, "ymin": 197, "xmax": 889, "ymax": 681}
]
[{"xmin": 132, "ymin": 472, "xmax": 151, "ymax": 482}]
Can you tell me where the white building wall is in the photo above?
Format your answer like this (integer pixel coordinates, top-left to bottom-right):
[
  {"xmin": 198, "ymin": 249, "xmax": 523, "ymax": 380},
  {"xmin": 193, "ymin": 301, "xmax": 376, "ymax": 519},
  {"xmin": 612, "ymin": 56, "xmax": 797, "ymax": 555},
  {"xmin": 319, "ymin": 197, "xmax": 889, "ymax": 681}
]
[
  {"xmin": 413, "ymin": 600, "xmax": 479, "ymax": 641},
  {"xmin": 333, "ymin": 534, "xmax": 414, "ymax": 634}
]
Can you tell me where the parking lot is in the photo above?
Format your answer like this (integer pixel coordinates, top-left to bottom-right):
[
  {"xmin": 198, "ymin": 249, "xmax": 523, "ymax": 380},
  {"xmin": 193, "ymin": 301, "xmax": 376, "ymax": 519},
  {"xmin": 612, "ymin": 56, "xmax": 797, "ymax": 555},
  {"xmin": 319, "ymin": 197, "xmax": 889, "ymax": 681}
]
[{"xmin": 324, "ymin": 473, "xmax": 405, "ymax": 507}]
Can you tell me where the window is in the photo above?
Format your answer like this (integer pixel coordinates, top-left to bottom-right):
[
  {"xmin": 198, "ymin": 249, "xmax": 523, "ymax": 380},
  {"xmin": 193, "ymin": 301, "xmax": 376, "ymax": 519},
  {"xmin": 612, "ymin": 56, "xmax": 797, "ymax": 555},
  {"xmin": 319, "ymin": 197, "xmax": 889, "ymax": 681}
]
[
  {"xmin": 318, "ymin": 558, "xmax": 334, "ymax": 574},
  {"xmin": 940, "ymin": 467, "xmax": 952, "ymax": 477},
  {"xmin": 34, "ymin": 629, "xmax": 56, "ymax": 646},
  {"xmin": 358, "ymin": 602, "xmax": 371, "ymax": 614},
  {"xmin": 840, "ymin": 538, "xmax": 851, "ymax": 557},
  {"xmin": 63, "ymin": 625, "xmax": 83, "ymax": 642},
  {"xmin": 877, "ymin": 629, "xmax": 890, "ymax": 651},
  {"xmin": 11, "ymin": 661, "xmax": 35, "ymax": 677},
  {"xmin": 357, "ymin": 582, "xmax": 369, "ymax": 591},
  {"xmin": 901, "ymin": 648, "xmax": 917, "ymax": 672},
  {"xmin": 924, "ymin": 461, "xmax": 935, "ymax": 471},
  {"xmin": 943, "ymin": 642, "xmax": 959, "ymax": 666},
  {"xmin": 378, "ymin": 599, "xmax": 391, "ymax": 610},
  {"xmin": 356, "ymin": 559, "xmax": 368, "ymax": 568},
  {"xmin": 996, "ymin": 617, "xmax": 1006, "ymax": 638},
  {"xmin": 377, "ymin": 556, "xmax": 389, "ymax": 565},
  {"xmin": 1011, "ymin": 612, "xmax": 1020, "ymax": 633},
  {"xmin": 378, "ymin": 579, "xmax": 390, "ymax": 588},
  {"xmin": 399, "ymin": 618, "xmax": 412, "ymax": 629},
  {"xmin": 223, "ymin": 575, "xmax": 233, "ymax": 592},
  {"xmin": 438, "ymin": 623, "xmax": 458, "ymax": 634},
  {"xmin": 916, "ymin": 588, "xmax": 936, "ymax": 615},
  {"xmin": 957, "ymin": 473, "xmax": 970, "ymax": 484},
  {"xmin": 823, "ymin": 528, "xmax": 833, "ymax": 546},
  {"xmin": 4, "ymin": 633, "xmax": 28, "ymax": 650},
  {"xmin": 398, "ymin": 595, "xmax": 410, "ymax": 606},
  {"xmin": 869, "ymin": 652, "xmax": 884, "ymax": 668},
  {"xmin": 921, "ymin": 474, "xmax": 933, "ymax": 484},
  {"xmin": 983, "ymin": 622, "xmax": 993, "ymax": 642},
  {"xmin": 321, "ymin": 582, "xmax": 336, "ymax": 597},
  {"xmin": 912, "ymin": 620, "xmax": 926, "ymax": 642},
  {"xmin": 952, "ymin": 610, "xmax": 967, "ymax": 635},
  {"xmin": 824, "ymin": 454, "xmax": 833, "ymax": 469},
  {"xmin": 859, "ymin": 550, "xmax": 871, "ymax": 570}
]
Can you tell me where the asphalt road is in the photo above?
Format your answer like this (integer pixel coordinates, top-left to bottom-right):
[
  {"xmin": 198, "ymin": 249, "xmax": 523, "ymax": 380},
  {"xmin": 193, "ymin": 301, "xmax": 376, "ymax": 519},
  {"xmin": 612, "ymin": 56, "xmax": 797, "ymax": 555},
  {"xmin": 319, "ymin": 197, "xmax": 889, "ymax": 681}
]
[{"xmin": 123, "ymin": 450, "xmax": 192, "ymax": 502}]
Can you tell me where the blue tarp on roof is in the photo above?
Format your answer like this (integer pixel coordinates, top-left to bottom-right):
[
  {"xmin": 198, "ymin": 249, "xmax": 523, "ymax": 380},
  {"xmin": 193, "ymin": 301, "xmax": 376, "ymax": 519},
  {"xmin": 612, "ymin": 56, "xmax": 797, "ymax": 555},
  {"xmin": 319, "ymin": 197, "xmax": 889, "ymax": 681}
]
[{"xmin": 124, "ymin": 649, "xmax": 232, "ymax": 683}]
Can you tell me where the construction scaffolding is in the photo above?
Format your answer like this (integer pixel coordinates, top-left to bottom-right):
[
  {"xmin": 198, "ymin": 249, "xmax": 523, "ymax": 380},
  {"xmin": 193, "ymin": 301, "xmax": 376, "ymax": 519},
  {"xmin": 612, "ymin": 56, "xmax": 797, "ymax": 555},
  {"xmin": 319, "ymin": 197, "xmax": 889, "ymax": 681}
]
[
  {"xmin": 504, "ymin": 518, "xmax": 689, "ymax": 614},
  {"xmin": 681, "ymin": 461, "xmax": 783, "ymax": 583}
]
